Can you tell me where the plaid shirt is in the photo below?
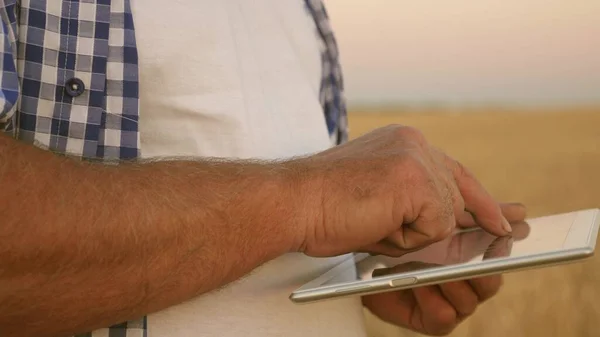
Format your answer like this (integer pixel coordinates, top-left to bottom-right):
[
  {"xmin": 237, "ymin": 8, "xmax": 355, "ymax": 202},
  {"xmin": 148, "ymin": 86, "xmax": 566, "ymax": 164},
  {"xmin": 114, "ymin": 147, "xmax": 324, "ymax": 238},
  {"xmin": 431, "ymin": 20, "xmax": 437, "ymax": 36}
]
[{"xmin": 0, "ymin": 0, "xmax": 347, "ymax": 336}]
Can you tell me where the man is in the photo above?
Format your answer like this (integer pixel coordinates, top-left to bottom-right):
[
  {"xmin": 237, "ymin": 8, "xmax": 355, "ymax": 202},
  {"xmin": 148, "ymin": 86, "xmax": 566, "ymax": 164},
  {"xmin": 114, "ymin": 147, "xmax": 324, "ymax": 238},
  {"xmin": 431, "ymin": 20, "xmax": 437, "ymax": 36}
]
[{"xmin": 0, "ymin": 1, "xmax": 526, "ymax": 337}]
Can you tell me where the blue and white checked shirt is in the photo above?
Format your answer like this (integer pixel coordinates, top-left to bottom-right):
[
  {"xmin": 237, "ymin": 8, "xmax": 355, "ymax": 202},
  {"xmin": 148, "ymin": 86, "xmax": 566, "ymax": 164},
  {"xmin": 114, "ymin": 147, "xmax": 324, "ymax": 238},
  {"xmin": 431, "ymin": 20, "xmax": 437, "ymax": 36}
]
[
  {"xmin": 0, "ymin": 0, "xmax": 347, "ymax": 336},
  {"xmin": 0, "ymin": 0, "xmax": 347, "ymax": 161}
]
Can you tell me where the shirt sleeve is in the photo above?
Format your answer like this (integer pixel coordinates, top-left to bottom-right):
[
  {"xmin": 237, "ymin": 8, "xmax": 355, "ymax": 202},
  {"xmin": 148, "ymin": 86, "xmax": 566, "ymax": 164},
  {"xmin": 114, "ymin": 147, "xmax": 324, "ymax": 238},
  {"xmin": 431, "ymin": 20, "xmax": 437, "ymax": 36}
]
[{"xmin": 0, "ymin": 5, "xmax": 20, "ymax": 127}]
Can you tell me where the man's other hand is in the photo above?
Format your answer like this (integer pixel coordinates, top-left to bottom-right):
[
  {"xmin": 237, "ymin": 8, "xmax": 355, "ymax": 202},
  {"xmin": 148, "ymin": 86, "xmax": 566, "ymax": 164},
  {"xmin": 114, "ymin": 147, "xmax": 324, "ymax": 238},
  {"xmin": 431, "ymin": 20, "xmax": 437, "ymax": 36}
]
[{"xmin": 362, "ymin": 221, "xmax": 521, "ymax": 336}]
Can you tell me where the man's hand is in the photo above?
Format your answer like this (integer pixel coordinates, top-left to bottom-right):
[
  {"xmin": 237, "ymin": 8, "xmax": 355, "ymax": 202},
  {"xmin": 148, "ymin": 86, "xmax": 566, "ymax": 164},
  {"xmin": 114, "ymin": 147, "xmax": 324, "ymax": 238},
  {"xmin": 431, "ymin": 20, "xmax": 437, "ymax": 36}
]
[
  {"xmin": 292, "ymin": 125, "xmax": 517, "ymax": 257},
  {"xmin": 289, "ymin": 125, "xmax": 527, "ymax": 335},
  {"xmin": 363, "ymin": 273, "xmax": 502, "ymax": 336},
  {"xmin": 362, "ymin": 210, "xmax": 527, "ymax": 336}
]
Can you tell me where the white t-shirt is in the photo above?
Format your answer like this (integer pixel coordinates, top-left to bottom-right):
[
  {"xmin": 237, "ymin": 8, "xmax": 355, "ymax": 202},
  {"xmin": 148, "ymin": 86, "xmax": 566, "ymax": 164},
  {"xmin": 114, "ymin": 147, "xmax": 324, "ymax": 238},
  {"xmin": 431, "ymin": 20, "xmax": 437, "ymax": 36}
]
[{"xmin": 130, "ymin": 1, "xmax": 367, "ymax": 336}]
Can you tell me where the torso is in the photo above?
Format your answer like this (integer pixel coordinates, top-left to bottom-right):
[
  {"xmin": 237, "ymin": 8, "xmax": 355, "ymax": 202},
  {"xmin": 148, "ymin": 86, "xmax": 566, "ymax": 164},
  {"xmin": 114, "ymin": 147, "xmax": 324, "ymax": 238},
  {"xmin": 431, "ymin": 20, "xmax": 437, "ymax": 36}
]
[{"xmin": 131, "ymin": 0, "xmax": 366, "ymax": 336}]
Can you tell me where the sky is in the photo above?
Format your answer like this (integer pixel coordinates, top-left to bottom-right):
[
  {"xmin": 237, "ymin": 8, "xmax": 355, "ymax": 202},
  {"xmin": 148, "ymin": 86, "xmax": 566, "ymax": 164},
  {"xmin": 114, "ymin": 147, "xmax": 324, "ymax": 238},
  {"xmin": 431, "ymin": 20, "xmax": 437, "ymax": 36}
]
[{"xmin": 324, "ymin": 0, "xmax": 600, "ymax": 107}]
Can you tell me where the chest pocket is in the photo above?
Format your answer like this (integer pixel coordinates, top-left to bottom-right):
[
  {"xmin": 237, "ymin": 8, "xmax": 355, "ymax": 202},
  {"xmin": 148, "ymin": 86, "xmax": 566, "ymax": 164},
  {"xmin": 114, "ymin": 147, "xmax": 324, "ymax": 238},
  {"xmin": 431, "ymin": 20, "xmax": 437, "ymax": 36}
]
[{"xmin": 15, "ymin": 0, "xmax": 140, "ymax": 160}]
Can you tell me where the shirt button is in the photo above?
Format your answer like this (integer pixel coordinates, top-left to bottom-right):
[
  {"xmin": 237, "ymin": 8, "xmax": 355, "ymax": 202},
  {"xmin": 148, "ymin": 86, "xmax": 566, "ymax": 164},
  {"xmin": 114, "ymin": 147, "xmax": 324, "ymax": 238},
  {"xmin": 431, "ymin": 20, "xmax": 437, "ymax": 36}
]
[{"xmin": 65, "ymin": 77, "xmax": 85, "ymax": 97}]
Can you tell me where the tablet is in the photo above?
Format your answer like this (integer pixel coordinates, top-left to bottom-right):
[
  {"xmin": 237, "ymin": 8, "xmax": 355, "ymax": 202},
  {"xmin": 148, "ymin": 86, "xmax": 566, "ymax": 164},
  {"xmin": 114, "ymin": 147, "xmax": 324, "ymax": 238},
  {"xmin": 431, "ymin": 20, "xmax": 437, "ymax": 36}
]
[{"xmin": 290, "ymin": 208, "xmax": 600, "ymax": 304}]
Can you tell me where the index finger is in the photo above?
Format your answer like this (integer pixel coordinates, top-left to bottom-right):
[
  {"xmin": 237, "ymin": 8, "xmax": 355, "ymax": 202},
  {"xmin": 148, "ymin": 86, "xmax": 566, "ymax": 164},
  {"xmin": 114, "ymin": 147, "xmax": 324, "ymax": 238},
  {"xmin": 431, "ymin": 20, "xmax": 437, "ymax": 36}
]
[
  {"xmin": 458, "ymin": 202, "xmax": 527, "ymax": 228},
  {"xmin": 444, "ymin": 154, "xmax": 512, "ymax": 236}
]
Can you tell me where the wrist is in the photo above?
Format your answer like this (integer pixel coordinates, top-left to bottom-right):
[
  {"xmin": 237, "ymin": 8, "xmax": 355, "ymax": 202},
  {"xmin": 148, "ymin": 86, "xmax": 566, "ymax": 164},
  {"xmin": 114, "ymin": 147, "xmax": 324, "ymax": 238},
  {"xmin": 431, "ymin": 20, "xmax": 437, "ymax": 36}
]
[{"xmin": 277, "ymin": 158, "xmax": 325, "ymax": 254}]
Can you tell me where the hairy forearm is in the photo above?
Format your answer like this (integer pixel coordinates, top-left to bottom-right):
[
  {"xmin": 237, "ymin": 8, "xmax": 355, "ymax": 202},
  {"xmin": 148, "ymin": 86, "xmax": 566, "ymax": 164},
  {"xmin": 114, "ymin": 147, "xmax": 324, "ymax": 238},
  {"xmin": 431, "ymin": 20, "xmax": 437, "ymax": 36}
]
[{"xmin": 0, "ymin": 134, "xmax": 309, "ymax": 337}]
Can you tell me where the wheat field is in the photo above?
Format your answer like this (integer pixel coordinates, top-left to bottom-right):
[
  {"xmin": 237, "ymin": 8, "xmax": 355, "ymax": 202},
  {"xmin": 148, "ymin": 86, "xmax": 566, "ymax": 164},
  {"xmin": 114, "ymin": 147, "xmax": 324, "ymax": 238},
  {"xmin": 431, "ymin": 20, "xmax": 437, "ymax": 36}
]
[{"xmin": 347, "ymin": 107, "xmax": 600, "ymax": 337}]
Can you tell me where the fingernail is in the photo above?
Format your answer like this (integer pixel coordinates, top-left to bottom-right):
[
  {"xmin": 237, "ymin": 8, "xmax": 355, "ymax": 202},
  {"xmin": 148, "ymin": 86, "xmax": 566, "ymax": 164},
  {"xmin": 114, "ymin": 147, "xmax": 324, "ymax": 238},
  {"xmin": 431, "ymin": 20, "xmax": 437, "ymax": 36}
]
[{"xmin": 502, "ymin": 216, "xmax": 512, "ymax": 233}]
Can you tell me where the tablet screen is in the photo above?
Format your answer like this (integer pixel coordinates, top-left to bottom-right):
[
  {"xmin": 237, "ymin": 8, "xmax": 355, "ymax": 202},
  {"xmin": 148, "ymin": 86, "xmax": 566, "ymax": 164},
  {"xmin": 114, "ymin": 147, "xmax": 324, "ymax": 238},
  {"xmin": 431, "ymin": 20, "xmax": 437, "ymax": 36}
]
[{"xmin": 318, "ymin": 211, "xmax": 579, "ymax": 287}]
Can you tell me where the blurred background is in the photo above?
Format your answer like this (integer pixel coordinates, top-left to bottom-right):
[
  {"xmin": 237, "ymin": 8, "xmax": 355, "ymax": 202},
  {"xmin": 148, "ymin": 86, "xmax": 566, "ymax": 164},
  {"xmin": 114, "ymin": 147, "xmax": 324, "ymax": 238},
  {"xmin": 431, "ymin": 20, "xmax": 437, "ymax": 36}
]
[{"xmin": 324, "ymin": 1, "xmax": 600, "ymax": 336}]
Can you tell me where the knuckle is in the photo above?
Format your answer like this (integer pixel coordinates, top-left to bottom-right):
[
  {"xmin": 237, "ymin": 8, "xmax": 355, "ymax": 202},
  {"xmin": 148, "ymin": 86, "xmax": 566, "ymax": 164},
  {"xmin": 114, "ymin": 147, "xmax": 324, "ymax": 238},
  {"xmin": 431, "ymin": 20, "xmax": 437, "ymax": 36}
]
[
  {"xmin": 430, "ymin": 307, "xmax": 458, "ymax": 335},
  {"xmin": 432, "ymin": 223, "xmax": 453, "ymax": 241},
  {"xmin": 475, "ymin": 276, "xmax": 503, "ymax": 301},
  {"xmin": 416, "ymin": 209, "xmax": 454, "ymax": 245},
  {"xmin": 480, "ymin": 287, "xmax": 500, "ymax": 301},
  {"xmin": 442, "ymin": 185, "xmax": 456, "ymax": 210},
  {"xmin": 387, "ymin": 124, "xmax": 428, "ymax": 146},
  {"xmin": 382, "ymin": 123, "xmax": 405, "ymax": 137},
  {"xmin": 436, "ymin": 189, "xmax": 456, "ymax": 235},
  {"xmin": 397, "ymin": 125, "xmax": 426, "ymax": 141},
  {"xmin": 397, "ymin": 151, "xmax": 430, "ymax": 184},
  {"xmin": 486, "ymin": 281, "xmax": 503, "ymax": 299},
  {"xmin": 454, "ymin": 160, "xmax": 470, "ymax": 178},
  {"xmin": 454, "ymin": 194, "xmax": 466, "ymax": 211},
  {"xmin": 415, "ymin": 190, "xmax": 456, "ymax": 244},
  {"xmin": 460, "ymin": 299, "xmax": 479, "ymax": 317}
]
